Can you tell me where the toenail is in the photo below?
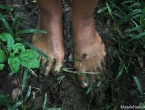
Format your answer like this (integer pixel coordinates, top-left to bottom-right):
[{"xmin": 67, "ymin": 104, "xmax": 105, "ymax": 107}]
[{"xmin": 81, "ymin": 81, "xmax": 88, "ymax": 88}]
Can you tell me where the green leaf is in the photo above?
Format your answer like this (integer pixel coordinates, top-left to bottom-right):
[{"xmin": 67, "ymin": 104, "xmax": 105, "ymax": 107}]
[
  {"xmin": 133, "ymin": 76, "xmax": 144, "ymax": 95},
  {"xmin": 21, "ymin": 38, "xmax": 49, "ymax": 59},
  {"xmin": 25, "ymin": 49, "xmax": 39, "ymax": 59},
  {"xmin": 0, "ymin": 64, "xmax": 5, "ymax": 70},
  {"xmin": 19, "ymin": 49, "xmax": 39, "ymax": 60},
  {"xmin": 13, "ymin": 43, "xmax": 25, "ymax": 54},
  {"xmin": 16, "ymin": 29, "xmax": 47, "ymax": 35},
  {"xmin": 0, "ymin": 49, "xmax": 7, "ymax": 63},
  {"xmin": 21, "ymin": 58, "xmax": 39, "ymax": 68},
  {"xmin": 0, "ymin": 32, "xmax": 14, "ymax": 52},
  {"xmin": 18, "ymin": 50, "xmax": 39, "ymax": 68},
  {"xmin": 8, "ymin": 56, "xmax": 20, "ymax": 73}
]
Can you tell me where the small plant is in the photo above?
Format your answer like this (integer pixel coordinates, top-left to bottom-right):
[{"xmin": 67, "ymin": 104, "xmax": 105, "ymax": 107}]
[
  {"xmin": 0, "ymin": 3, "xmax": 48, "ymax": 110},
  {"xmin": 0, "ymin": 32, "xmax": 39, "ymax": 73},
  {"xmin": 0, "ymin": 4, "xmax": 48, "ymax": 73}
]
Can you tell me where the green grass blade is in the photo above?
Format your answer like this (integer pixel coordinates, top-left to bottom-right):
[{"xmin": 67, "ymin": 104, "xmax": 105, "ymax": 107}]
[
  {"xmin": 21, "ymin": 38, "xmax": 49, "ymax": 59},
  {"xmin": 0, "ymin": 14, "xmax": 14, "ymax": 36},
  {"xmin": 44, "ymin": 108, "xmax": 62, "ymax": 110},
  {"xmin": 125, "ymin": 26, "xmax": 142, "ymax": 34},
  {"xmin": 128, "ymin": 2, "xmax": 141, "ymax": 9},
  {"xmin": 116, "ymin": 9, "xmax": 142, "ymax": 28},
  {"xmin": 22, "ymin": 68, "xmax": 28, "ymax": 92},
  {"xmin": 122, "ymin": 0, "xmax": 134, "ymax": 4},
  {"xmin": 140, "ymin": 7, "xmax": 145, "ymax": 28},
  {"xmin": 126, "ymin": 32, "xmax": 145, "ymax": 43},
  {"xmin": 106, "ymin": 2, "xmax": 115, "ymax": 22},
  {"xmin": 0, "ymin": 94, "xmax": 15, "ymax": 110},
  {"xmin": 13, "ymin": 101, "xmax": 23, "ymax": 109},
  {"xmin": 0, "ymin": 4, "xmax": 13, "ymax": 11},
  {"xmin": 133, "ymin": 76, "xmax": 144, "ymax": 95},
  {"xmin": 97, "ymin": 6, "xmax": 107, "ymax": 13},
  {"xmin": 12, "ymin": 16, "xmax": 19, "ymax": 31},
  {"xmin": 116, "ymin": 63, "xmax": 125, "ymax": 79},
  {"xmin": 86, "ymin": 83, "xmax": 93, "ymax": 94},
  {"xmin": 24, "ymin": 86, "xmax": 31, "ymax": 102},
  {"xmin": 5, "ymin": 104, "xmax": 15, "ymax": 110},
  {"xmin": 16, "ymin": 29, "xmax": 47, "ymax": 35},
  {"xmin": 42, "ymin": 93, "xmax": 47, "ymax": 110}
]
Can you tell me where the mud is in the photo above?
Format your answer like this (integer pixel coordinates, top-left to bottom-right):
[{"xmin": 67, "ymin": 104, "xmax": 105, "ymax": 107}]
[{"xmin": 0, "ymin": 0, "xmax": 144, "ymax": 110}]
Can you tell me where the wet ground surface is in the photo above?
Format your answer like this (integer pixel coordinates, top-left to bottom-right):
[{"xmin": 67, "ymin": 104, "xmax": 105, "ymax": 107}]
[{"xmin": 0, "ymin": 0, "xmax": 145, "ymax": 110}]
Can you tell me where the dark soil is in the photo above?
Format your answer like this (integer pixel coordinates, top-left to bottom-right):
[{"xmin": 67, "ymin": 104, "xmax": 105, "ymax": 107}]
[{"xmin": 0, "ymin": 0, "xmax": 145, "ymax": 110}]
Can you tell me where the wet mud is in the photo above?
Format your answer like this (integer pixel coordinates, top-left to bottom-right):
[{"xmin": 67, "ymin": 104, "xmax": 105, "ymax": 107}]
[{"xmin": 0, "ymin": 0, "xmax": 144, "ymax": 110}]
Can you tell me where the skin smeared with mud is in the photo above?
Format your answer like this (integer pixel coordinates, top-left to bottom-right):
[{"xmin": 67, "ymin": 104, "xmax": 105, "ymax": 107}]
[
  {"xmin": 32, "ymin": 0, "xmax": 106, "ymax": 88},
  {"xmin": 32, "ymin": 0, "xmax": 64, "ymax": 76},
  {"xmin": 72, "ymin": 0, "xmax": 106, "ymax": 88}
]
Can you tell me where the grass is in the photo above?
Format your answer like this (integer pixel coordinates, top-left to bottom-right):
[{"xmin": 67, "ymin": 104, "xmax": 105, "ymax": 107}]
[
  {"xmin": 0, "ymin": 3, "xmax": 62, "ymax": 110},
  {"xmin": 0, "ymin": 0, "xmax": 145, "ymax": 110},
  {"xmin": 98, "ymin": 0, "xmax": 145, "ymax": 80},
  {"xmin": 0, "ymin": 4, "xmax": 50, "ymax": 110},
  {"xmin": 97, "ymin": 0, "xmax": 145, "ymax": 109}
]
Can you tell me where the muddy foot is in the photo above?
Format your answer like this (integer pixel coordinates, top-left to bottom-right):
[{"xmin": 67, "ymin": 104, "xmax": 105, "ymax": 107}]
[
  {"xmin": 73, "ymin": 24, "xmax": 106, "ymax": 88},
  {"xmin": 32, "ymin": 18, "xmax": 64, "ymax": 76}
]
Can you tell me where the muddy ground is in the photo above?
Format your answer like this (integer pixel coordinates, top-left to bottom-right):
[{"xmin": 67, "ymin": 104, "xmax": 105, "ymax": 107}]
[{"xmin": 0, "ymin": 0, "xmax": 145, "ymax": 110}]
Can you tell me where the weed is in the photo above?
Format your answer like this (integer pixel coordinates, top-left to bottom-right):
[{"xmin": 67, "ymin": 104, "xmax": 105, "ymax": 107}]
[
  {"xmin": 0, "ymin": 4, "xmax": 47, "ymax": 73},
  {"xmin": 0, "ymin": 4, "xmax": 48, "ymax": 110},
  {"xmin": 98, "ymin": 0, "xmax": 145, "ymax": 87},
  {"xmin": 97, "ymin": 0, "xmax": 145, "ymax": 108}
]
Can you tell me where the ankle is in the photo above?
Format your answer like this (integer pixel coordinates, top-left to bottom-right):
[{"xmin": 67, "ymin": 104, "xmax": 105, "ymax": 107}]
[
  {"xmin": 40, "ymin": 10, "xmax": 62, "ymax": 21},
  {"xmin": 72, "ymin": 16, "xmax": 95, "ymax": 35},
  {"xmin": 72, "ymin": 14, "xmax": 94, "ymax": 28}
]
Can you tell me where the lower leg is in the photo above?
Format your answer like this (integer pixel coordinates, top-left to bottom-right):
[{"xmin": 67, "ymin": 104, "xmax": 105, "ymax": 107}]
[
  {"xmin": 32, "ymin": 0, "xmax": 64, "ymax": 76},
  {"xmin": 72, "ymin": 0, "xmax": 106, "ymax": 88}
]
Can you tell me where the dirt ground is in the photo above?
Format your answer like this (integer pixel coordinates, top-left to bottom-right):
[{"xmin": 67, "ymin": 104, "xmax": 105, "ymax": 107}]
[{"xmin": 0, "ymin": 0, "xmax": 145, "ymax": 110}]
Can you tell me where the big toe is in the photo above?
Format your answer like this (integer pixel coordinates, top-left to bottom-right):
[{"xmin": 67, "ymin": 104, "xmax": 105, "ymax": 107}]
[{"xmin": 78, "ymin": 75, "xmax": 89, "ymax": 88}]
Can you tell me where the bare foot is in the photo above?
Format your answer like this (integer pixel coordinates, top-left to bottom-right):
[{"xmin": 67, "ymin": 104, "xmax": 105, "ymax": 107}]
[
  {"xmin": 32, "ymin": 14, "xmax": 64, "ymax": 76},
  {"xmin": 73, "ymin": 19, "xmax": 106, "ymax": 88}
]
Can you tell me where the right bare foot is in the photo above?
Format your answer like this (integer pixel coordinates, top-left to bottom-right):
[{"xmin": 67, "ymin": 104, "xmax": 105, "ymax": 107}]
[
  {"xmin": 32, "ymin": 0, "xmax": 64, "ymax": 76},
  {"xmin": 72, "ymin": 0, "xmax": 106, "ymax": 88}
]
